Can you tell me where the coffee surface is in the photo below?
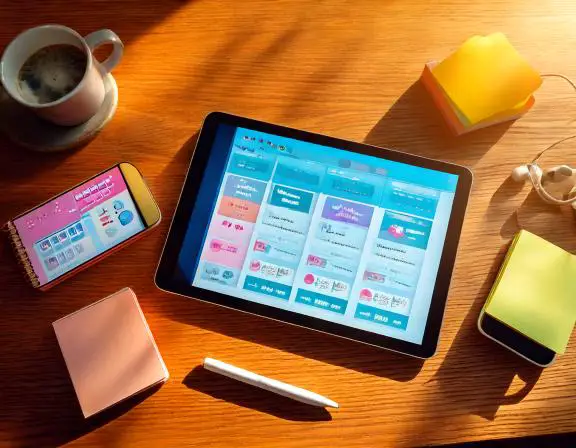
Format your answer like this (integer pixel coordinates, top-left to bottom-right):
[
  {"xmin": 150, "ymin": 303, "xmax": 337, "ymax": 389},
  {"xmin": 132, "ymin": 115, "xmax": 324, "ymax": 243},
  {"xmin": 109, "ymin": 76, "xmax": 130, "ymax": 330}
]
[{"xmin": 18, "ymin": 44, "xmax": 87, "ymax": 105}]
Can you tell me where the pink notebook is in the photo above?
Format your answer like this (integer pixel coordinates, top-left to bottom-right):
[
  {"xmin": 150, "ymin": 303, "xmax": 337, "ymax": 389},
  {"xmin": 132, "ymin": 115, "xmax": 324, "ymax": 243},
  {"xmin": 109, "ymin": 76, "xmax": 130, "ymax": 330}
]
[{"xmin": 53, "ymin": 288, "xmax": 169, "ymax": 418}]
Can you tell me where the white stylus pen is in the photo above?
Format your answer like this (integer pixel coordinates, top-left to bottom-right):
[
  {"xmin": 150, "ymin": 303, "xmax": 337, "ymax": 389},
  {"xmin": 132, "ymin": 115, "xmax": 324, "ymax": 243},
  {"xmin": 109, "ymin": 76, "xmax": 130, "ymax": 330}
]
[{"xmin": 203, "ymin": 358, "xmax": 339, "ymax": 408}]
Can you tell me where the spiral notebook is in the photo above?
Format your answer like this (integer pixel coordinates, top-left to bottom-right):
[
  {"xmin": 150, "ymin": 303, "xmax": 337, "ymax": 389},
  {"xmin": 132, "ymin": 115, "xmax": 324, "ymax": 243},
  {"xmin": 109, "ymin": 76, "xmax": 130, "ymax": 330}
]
[{"xmin": 5, "ymin": 221, "xmax": 41, "ymax": 288}]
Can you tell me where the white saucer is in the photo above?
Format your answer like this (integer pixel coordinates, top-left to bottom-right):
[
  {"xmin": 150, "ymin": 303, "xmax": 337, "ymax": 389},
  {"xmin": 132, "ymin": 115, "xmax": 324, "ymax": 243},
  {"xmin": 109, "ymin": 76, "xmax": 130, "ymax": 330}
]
[{"xmin": 0, "ymin": 73, "xmax": 118, "ymax": 152}]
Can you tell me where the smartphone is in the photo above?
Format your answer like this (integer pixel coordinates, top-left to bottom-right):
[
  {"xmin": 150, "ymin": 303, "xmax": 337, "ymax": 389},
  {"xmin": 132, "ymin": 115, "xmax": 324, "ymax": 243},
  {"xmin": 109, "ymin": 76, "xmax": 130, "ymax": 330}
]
[
  {"xmin": 6, "ymin": 163, "xmax": 161, "ymax": 290},
  {"xmin": 478, "ymin": 309, "xmax": 555, "ymax": 367}
]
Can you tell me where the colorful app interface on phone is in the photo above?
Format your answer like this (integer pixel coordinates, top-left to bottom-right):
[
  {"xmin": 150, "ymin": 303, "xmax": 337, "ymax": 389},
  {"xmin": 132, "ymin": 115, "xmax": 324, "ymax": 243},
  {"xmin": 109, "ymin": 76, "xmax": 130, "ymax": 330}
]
[
  {"xmin": 188, "ymin": 127, "xmax": 459, "ymax": 345},
  {"xmin": 13, "ymin": 167, "xmax": 145, "ymax": 286}
]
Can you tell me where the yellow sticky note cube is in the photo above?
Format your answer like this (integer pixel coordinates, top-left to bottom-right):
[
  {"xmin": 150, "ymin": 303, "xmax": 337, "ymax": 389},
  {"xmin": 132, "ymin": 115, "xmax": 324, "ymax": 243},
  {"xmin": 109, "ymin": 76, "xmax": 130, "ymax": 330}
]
[{"xmin": 431, "ymin": 33, "xmax": 542, "ymax": 125}]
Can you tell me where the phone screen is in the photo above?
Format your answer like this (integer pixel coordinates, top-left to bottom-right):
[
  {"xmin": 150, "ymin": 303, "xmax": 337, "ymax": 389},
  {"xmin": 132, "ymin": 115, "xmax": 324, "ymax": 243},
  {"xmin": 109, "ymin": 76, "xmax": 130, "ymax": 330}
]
[{"xmin": 13, "ymin": 166, "xmax": 146, "ymax": 286}]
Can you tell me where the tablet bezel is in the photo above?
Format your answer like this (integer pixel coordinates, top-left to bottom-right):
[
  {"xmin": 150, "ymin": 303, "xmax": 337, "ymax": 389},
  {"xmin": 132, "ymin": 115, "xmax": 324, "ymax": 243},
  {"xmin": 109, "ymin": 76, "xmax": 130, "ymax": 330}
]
[{"xmin": 156, "ymin": 112, "xmax": 472, "ymax": 358}]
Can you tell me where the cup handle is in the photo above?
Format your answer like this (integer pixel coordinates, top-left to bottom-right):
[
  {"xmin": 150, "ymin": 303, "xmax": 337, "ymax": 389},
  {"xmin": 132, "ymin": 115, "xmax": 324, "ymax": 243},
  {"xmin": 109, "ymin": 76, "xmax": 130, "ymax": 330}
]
[{"xmin": 84, "ymin": 29, "xmax": 124, "ymax": 74}]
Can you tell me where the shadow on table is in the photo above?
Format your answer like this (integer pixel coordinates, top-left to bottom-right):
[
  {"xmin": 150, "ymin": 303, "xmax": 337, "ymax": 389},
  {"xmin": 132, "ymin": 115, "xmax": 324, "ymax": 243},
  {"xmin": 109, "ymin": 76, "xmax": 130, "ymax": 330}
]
[
  {"xmin": 429, "ymin": 242, "xmax": 542, "ymax": 421},
  {"xmin": 0, "ymin": 0, "xmax": 187, "ymax": 48},
  {"xmin": 489, "ymin": 173, "xmax": 576, "ymax": 249},
  {"xmin": 152, "ymin": 131, "xmax": 199, "ymax": 244},
  {"xmin": 435, "ymin": 431, "xmax": 576, "ymax": 448},
  {"xmin": 0, "ymin": 133, "xmax": 82, "ymax": 186},
  {"xmin": 364, "ymin": 80, "xmax": 512, "ymax": 167},
  {"xmin": 490, "ymin": 176, "xmax": 526, "ymax": 207},
  {"xmin": 403, "ymin": 241, "xmax": 543, "ymax": 447},
  {"xmin": 160, "ymin": 290, "xmax": 423, "ymax": 382},
  {"xmin": 0, "ymin": 323, "xmax": 162, "ymax": 448},
  {"xmin": 183, "ymin": 366, "xmax": 332, "ymax": 422},
  {"xmin": 512, "ymin": 191, "xmax": 576, "ymax": 247}
]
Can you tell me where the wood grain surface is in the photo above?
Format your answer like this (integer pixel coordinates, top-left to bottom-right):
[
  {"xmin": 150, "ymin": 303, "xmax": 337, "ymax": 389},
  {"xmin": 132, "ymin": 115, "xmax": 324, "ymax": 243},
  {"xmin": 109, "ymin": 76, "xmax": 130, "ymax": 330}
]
[{"xmin": 2, "ymin": 1, "xmax": 576, "ymax": 446}]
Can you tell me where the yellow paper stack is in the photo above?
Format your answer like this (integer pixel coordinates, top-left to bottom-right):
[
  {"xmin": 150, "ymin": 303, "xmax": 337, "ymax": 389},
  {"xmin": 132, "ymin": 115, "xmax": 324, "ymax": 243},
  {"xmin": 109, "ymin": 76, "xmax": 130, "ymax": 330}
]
[
  {"xmin": 421, "ymin": 33, "xmax": 542, "ymax": 135},
  {"xmin": 483, "ymin": 230, "xmax": 576, "ymax": 355}
]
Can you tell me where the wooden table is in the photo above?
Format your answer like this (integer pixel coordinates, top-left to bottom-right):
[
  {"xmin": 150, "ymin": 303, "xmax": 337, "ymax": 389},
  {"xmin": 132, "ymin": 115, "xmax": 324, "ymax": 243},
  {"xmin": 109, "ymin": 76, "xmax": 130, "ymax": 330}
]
[{"xmin": 2, "ymin": 1, "xmax": 576, "ymax": 446}]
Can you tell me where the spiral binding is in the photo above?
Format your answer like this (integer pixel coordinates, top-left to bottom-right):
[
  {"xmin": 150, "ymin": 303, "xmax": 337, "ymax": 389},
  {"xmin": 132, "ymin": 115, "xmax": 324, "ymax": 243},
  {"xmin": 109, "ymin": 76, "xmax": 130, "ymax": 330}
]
[{"xmin": 3, "ymin": 221, "xmax": 40, "ymax": 288}]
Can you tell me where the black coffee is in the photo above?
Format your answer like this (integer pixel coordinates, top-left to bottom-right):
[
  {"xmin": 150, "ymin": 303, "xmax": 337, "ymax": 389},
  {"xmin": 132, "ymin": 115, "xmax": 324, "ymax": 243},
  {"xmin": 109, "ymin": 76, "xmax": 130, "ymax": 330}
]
[{"xmin": 17, "ymin": 44, "xmax": 87, "ymax": 104}]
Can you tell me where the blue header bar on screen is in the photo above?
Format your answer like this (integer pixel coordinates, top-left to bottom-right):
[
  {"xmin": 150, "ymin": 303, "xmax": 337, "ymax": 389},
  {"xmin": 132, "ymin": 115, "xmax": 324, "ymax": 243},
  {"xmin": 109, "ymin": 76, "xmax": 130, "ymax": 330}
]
[{"xmin": 232, "ymin": 128, "xmax": 458, "ymax": 192}]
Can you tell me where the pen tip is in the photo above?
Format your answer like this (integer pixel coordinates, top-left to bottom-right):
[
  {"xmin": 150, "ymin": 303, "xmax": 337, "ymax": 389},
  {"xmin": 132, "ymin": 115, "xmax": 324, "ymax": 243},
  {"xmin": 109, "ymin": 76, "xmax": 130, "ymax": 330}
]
[{"xmin": 326, "ymin": 400, "xmax": 339, "ymax": 409}]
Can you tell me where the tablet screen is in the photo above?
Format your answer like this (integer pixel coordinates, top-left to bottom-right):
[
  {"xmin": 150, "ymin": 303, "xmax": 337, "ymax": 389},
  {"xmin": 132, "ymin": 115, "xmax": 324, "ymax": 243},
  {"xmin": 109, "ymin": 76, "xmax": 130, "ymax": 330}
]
[{"xmin": 176, "ymin": 124, "xmax": 459, "ymax": 345}]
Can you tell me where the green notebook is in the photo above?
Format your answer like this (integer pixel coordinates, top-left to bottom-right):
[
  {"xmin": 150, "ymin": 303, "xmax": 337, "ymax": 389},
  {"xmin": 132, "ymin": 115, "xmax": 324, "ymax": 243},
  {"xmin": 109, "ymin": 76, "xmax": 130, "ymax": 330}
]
[{"xmin": 484, "ymin": 230, "xmax": 576, "ymax": 354}]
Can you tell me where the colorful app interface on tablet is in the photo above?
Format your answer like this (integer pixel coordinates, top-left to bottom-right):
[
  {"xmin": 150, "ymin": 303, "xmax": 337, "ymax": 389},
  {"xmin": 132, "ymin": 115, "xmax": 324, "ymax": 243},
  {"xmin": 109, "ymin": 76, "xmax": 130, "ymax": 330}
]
[
  {"xmin": 13, "ymin": 167, "xmax": 145, "ymax": 286},
  {"xmin": 188, "ymin": 127, "xmax": 458, "ymax": 344}
]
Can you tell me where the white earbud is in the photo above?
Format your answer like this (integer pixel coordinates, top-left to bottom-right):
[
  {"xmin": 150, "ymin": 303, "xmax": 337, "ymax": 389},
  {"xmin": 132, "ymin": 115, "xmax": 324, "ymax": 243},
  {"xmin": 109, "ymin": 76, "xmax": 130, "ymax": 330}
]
[
  {"xmin": 511, "ymin": 165, "xmax": 530, "ymax": 182},
  {"xmin": 547, "ymin": 165, "xmax": 575, "ymax": 180}
]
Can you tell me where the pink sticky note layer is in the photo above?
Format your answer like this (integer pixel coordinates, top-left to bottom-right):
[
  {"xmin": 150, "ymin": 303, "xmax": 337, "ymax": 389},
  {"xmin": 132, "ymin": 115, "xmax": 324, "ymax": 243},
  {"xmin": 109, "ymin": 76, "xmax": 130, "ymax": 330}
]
[{"xmin": 53, "ymin": 288, "xmax": 169, "ymax": 418}]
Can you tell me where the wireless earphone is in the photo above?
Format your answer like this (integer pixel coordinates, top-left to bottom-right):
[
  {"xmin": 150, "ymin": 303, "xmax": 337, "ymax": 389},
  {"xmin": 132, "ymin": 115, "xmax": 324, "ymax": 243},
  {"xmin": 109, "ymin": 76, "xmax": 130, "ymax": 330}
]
[
  {"xmin": 511, "ymin": 162, "xmax": 576, "ymax": 207},
  {"xmin": 510, "ymin": 165, "xmax": 533, "ymax": 182},
  {"xmin": 509, "ymin": 76, "xmax": 576, "ymax": 209},
  {"xmin": 509, "ymin": 129, "xmax": 576, "ymax": 208},
  {"xmin": 512, "ymin": 164, "xmax": 574, "ymax": 183}
]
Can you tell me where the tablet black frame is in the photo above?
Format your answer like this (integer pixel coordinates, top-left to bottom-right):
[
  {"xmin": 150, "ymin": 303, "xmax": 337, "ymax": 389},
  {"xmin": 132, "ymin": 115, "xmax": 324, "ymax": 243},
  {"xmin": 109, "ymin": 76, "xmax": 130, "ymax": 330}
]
[{"xmin": 155, "ymin": 112, "xmax": 473, "ymax": 358}]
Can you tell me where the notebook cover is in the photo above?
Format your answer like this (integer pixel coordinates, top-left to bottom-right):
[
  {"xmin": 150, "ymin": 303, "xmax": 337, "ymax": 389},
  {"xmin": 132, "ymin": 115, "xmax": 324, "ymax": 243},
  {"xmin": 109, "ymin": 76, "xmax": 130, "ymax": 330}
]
[
  {"xmin": 484, "ymin": 230, "xmax": 576, "ymax": 354},
  {"xmin": 53, "ymin": 288, "xmax": 169, "ymax": 417}
]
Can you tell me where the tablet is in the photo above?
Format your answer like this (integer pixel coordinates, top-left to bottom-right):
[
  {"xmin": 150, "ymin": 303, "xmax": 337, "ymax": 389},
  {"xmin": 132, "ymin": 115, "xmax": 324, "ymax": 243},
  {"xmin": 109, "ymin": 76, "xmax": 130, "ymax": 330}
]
[{"xmin": 156, "ymin": 112, "xmax": 472, "ymax": 358}]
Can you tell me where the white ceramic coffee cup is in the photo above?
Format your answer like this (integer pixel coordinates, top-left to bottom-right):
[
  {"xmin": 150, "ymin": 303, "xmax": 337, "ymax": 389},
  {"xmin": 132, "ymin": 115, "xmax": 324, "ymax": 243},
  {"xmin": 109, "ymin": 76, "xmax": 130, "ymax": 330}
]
[{"xmin": 0, "ymin": 24, "xmax": 123, "ymax": 126}]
